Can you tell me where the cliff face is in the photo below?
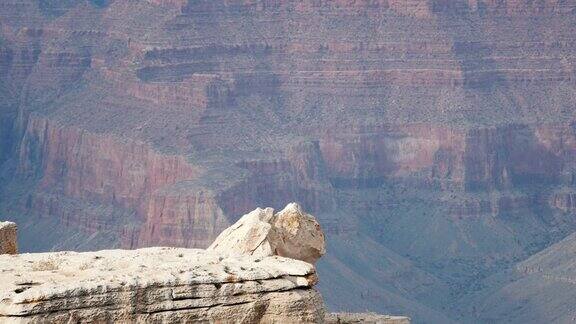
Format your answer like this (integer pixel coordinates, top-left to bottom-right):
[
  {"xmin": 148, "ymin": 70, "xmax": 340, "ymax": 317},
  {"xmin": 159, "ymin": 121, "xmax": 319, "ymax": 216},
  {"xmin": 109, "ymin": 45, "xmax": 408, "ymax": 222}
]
[
  {"xmin": 14, "ymin": 115, "xmax": 333, "ymax": 249},
  {"xmin": 1, "ymin": 0, "xmax": 576, "ymax": 322}
]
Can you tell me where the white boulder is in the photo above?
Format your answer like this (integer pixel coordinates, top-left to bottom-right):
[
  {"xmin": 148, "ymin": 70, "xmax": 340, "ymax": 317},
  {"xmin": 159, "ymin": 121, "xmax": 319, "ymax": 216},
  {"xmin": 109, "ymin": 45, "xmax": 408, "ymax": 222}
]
[{"xmin": 208, "ymin": 203, "xmax": 326, "ymax": 264}]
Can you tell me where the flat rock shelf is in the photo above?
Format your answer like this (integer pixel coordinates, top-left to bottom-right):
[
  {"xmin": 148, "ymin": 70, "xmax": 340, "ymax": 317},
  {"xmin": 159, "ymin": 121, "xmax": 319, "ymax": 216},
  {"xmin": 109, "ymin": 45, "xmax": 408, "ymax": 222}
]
[{"xmin": 0, "ymin": 247, "xmax": 324, "ymax": 323}]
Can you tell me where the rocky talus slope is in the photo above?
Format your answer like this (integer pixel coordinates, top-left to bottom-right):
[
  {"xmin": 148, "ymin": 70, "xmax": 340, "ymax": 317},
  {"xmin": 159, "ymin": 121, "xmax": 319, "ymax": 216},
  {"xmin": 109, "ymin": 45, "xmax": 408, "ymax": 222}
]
[
  {"xmin": 459, "ymin": 231, "xmax": 576, "ymax": 323},
  {"xmin": 1, "ymin": 1, "xmax": 576, "ymax": 322},
  {"xmin": 0, "ymin": 205, "xmax": 409, "ymax": 323}
]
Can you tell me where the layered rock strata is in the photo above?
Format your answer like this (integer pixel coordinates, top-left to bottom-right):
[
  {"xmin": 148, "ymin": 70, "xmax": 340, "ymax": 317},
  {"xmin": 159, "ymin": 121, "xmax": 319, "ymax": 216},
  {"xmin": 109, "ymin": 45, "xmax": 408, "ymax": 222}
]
[
  {"xmin": 0, "ymin": 222, "xmax": 17, "ymax": 255},
  {"xmin": 0, "ymin": 248, "xmax": 324, "ymax": 323},
  {"xmin": 1, "ymin": 0, "xmax": 576, "ymax": 322},
  {"xmin": 0, "ymin": 211, "xmax": 409, "ymax": 323}
]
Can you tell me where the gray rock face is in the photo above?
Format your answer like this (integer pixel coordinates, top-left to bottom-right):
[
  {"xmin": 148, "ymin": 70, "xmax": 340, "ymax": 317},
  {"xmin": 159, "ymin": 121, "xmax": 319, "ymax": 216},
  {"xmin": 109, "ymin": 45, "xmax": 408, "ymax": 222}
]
[
  {"xmin": 0, "ymin": 222, "xmax": 17, "ymax": 255},
  {"xmin": 208, "ymin": 203, "xmax": 326, "ymax": 264},
  {"xmin": 0, "ymin": 247, "xmax": 324, "ymax": 323}
]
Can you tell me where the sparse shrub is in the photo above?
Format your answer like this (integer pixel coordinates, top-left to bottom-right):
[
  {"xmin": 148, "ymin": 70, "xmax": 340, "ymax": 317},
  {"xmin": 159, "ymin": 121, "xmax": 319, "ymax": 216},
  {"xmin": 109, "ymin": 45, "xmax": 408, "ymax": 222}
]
[{"xmin": 32, "ymin": 257, "xmax": 60, "ymax": 271}]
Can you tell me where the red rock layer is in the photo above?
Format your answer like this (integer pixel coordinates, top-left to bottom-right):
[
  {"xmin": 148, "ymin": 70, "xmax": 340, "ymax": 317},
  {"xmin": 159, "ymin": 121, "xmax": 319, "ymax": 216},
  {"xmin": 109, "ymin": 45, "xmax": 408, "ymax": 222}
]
[
  {"xmin": 319, "ymin": 124, "xmax": 576, "ymax": 191},
  {"xmin": 320, "ymin": 125, "xmax": 467, "ymax": 189},
  {"xmin": 18, "ymin": 117, "xmax": 199, "ymax": 212},
  {"xmin": 15, "ymin": 115, "xmax": 335, "ymax": 248},
  {"xmin": 17, "ymin": 116, "xmax": 208, "ymax": 247},
  {"xmin": 15, "ymin": 115, "xmax": 576, "ymax": 247}
]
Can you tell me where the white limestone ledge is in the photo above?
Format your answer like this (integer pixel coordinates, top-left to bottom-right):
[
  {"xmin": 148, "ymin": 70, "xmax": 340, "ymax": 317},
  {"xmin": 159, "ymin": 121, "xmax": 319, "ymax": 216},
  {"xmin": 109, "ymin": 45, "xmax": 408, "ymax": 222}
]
[{"xmin": 0, "ymin": 247, "xmax": 323, "ymax": 323}]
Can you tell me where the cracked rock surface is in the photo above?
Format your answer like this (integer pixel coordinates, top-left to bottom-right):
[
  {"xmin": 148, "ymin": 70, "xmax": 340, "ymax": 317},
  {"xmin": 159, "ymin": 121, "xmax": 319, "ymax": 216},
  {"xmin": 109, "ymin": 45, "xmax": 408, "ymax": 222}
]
[
  {"xmin": 209, "ymin": 203, "xmax": 326, "ymax": 264},
  {"xmin": 0, "ymin": 247, "xmax": 324, "ymax": 323}
]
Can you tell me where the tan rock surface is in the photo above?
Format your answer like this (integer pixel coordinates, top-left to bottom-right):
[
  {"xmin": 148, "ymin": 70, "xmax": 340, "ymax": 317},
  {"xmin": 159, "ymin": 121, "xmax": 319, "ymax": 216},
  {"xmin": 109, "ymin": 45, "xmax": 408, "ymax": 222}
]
[
  {"xmin": 0, "ymin": 222, "xmax": 17, "ymax": 255},
  {"xmin": 0, "ymin": 247, "xmax": 324, "ymax": 323},
  {"xmin": 208, "ymin": 203, "xmax": 326, "ymax": 264},
  {"xmin": 273, "ymin": 203, "xmax": 327, "ymax": 264},
  {"xmin": 208, "ymin": 207, "xmax": 277, "ymax": 258}
]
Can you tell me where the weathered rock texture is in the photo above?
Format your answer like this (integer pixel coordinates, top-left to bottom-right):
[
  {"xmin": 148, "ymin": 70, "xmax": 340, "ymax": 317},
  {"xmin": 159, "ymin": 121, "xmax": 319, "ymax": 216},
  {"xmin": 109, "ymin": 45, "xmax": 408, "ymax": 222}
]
[
  {"xmin": 0, "ymin": 217, "xmax": 408, "ymax": 323},
  {"xmin": 0, "ymin": 248, "xmax": 324, "ymax": 323},
  {"xmin": 209, "ymin": 203, "xmax": 326, "ymax": 264},
  {"xmin": 0, "ymin": 222, "xmax": 17, "ymax": 255},
  {"xmin": 1, "ymin": 0, "xmax": 576, "ymax": 322}
]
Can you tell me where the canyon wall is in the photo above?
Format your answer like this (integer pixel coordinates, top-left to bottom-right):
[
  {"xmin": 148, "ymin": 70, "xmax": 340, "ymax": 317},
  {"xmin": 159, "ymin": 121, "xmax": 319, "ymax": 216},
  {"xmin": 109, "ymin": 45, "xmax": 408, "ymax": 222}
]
[
  {"xmin": 12, "ymin": 114, "xmax": 333, "ymax": 249},
  {"xmin": 1, "ymin": 0, "xmax": 576, "ymax": 322}
]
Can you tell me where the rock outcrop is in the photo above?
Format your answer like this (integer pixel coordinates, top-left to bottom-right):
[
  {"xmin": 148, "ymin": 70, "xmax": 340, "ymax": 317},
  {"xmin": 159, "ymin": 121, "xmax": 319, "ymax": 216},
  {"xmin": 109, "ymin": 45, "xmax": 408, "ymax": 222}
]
[
  {"xmin": 0, "ymin": 248, "xmax": 325, "ymax": 323},
  {"xmin": 209, "ymin": 203, "xmax": 326, "ymax": 264},
  {"xmin": 0, "ymin": 214, "xmax": 409, "ymax": 323},
  {"xmin": 0, "ymin": 222, "xmax": 17, "ymax": 255}
]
